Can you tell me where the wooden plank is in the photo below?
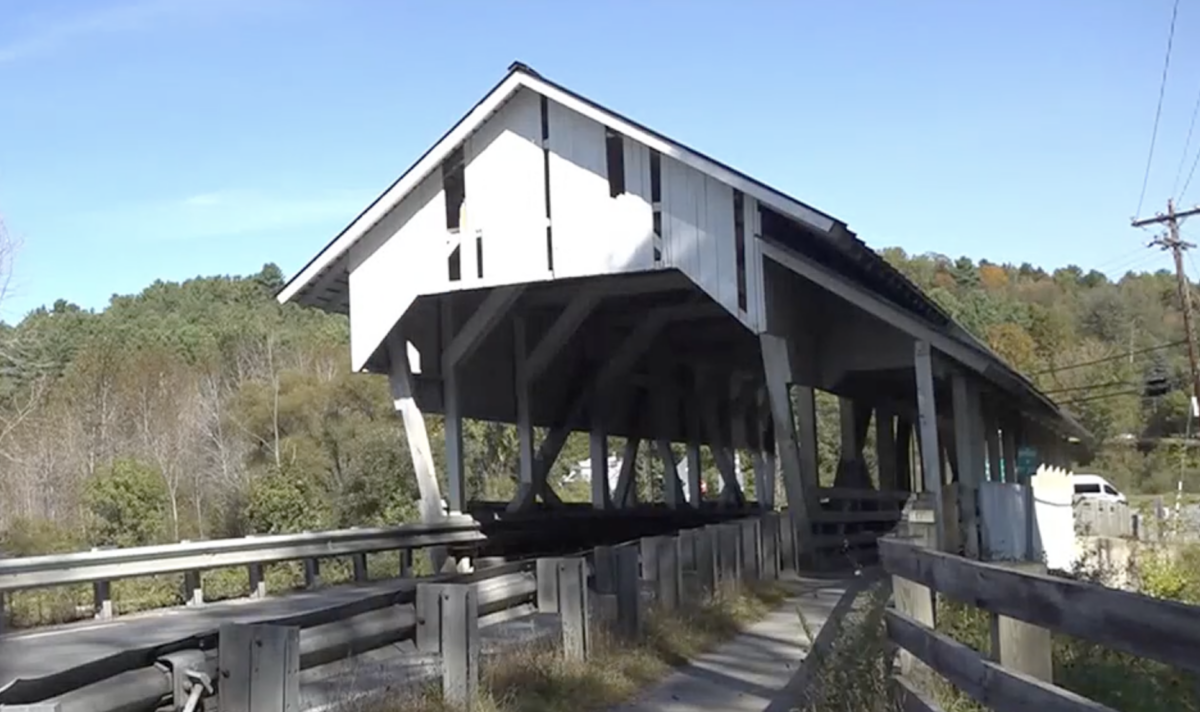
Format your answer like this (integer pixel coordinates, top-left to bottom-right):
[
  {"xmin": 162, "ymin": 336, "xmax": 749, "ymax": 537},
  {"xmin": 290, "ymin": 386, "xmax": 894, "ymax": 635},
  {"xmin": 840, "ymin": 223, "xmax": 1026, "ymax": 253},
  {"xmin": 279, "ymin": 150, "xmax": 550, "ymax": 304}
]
[
  {"xmin": 880, "ymin": 537, "xmax": 1200, "ymax": 674},
  {"xmin": 613, "ymin": 438, "xmax": 641, "ymax": 508},
  {"xmin": 886, "ymin": 608, "xmax": 1117, "ymax": 712},
  {"xmin": 385, "ymin": 331, "xmax": 445, "ymax": 524},
  {"xmin": 514, "ymin": 315, "xmax": 535, "ymax": 498},
  {"xmin": 914, "ymin": 341, "xmax": 946, "ymax": 551}
]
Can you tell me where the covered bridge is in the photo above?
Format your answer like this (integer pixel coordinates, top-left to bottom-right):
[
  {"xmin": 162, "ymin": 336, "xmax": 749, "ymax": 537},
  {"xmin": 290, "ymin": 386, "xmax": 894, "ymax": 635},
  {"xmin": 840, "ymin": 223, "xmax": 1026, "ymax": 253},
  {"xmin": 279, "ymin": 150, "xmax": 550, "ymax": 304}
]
[{"xmin": 278, "ymin": 62, "xmax": 1089, "ymax": 558}]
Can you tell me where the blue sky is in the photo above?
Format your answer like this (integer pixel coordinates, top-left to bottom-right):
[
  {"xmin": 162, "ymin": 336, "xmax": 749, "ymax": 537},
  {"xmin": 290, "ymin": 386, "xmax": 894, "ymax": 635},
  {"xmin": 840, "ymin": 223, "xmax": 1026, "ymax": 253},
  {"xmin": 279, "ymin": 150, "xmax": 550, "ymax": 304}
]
[{"xmin": 0, "ymin": 0, "xmax": 1195, "ymax": 322}]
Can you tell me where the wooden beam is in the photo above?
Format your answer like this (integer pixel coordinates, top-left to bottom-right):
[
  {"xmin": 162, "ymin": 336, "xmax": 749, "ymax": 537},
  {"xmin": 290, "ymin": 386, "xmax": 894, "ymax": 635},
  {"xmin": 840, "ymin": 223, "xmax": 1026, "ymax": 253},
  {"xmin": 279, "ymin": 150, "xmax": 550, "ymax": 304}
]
[
  {"xmin": 914, "ymin": 341, "xmax": 946, "ymax": 551},
  {"xmin": 442, "ymin": 303, "xmax": 466, "ymax": 514},
  {"xmin": 952, "ymin": 372, "xmax": 983, "ymax": 559},
  {"xmin": 386, "ymin": 331, "xmax": 444, "ymax": 523},
  {"xmin": 985, "ymin": 417, "xmax": 1002, "ymax": 484},
  {"xmin": 590, "ymin": 425, "xmax": 611, "ymax": 510},
  {"xmin": 613, "ymin": 438, "xmax": 641, "ymax": 508},
  {"xmin": 443, "ymin": 286, "xmax": 524, "ymax": 369},
  {"xmin": 513, "ymin": 316, "xmax": 535, "ymax": 497},
  {"xmin": 525, "ymin": 286, "xmax": 603, "ymax": 382},
  {"xmin": 701, "ymin": 392, "xmax": 745, "ymax": 507},
  {"xmin": 685, "ymin": 382, "xmax": 703, "ymax": 506},
  {"xmin": 876, "ymin": 404, "xmax": 898, "ymax": 492}
]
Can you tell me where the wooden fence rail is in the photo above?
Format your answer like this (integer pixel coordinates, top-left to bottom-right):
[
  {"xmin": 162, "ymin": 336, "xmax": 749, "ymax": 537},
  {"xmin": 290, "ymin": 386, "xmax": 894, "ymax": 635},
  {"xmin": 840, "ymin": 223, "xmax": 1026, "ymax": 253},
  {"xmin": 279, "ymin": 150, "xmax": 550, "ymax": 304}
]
[{"xmin": 879, "ymin": 536, "xmax": 1200, "ymax": 712}]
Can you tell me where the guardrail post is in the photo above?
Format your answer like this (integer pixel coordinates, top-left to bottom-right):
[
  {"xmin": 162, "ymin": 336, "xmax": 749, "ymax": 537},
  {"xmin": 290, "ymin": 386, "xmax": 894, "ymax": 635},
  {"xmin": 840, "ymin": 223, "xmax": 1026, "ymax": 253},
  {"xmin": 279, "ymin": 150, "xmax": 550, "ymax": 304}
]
[
  {"xmin": 760, "ymin": 514, "xmax": 780, "ymax": 580},
  {"xmin": 614, "ymin": 543, "xmax": 641, "ymax": 638},
  {"xmin": 89, "ymin": 547, "xmax": 114, "ymax": 619},
  {"xmin": 304, "ymin": 558, "xmax": 321, "ymax": 589},
  {"xmin": 218, "ymin": 623, "xmax": 300, "ymax": 712},
  {"xmin": 417, "ymin": 583, "xmax": 479, "ymax": 708},
  {"xmin": 178, "ymin": 540, "xmax": 203, "ymax": 607},
  {"xmin": 988, "ymin": 561, "xmax": 1053, "ymax": 682},
  {"xmin": 248, "ymin": 563, "xmax": 266, "ymax": 599},
  {"xmin": 0, "ymin": 592, "xmax": 7, "ymax": 633},
  {"xmin": 352, "ymin": 552, "xmax": 369, "ymax": 582},
  {"xmin": 400, "ymin": 549, "xmax": 413, "ymax": 577}
]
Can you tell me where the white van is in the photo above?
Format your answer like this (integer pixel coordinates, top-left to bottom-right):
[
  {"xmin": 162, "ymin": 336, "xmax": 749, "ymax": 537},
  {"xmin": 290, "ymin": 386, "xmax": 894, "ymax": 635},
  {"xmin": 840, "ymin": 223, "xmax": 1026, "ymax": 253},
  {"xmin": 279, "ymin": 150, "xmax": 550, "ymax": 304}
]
[{"xmin": 1071, "ymin": 473, "xmax": 1126, "ymax": 503}]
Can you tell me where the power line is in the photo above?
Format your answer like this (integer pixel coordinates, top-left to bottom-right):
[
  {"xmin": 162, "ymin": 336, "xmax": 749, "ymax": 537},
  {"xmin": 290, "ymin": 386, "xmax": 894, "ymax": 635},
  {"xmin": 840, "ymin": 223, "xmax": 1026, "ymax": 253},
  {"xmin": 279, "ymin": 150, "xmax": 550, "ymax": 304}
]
[
  {"xmin": 1032, "ymin": 340, "xmax": 1188, "ymax": 376},
  {"xmin": 1136, "ymin": 0, "xmax": 1182, "ymax": 218},
  {"xmin": 1173, "ymin": 81, "xmax": 1200, "ymax": 197},
  {"xmin": 1043, "ymin": 380, "xmax": 1136, "ymax": 395}
]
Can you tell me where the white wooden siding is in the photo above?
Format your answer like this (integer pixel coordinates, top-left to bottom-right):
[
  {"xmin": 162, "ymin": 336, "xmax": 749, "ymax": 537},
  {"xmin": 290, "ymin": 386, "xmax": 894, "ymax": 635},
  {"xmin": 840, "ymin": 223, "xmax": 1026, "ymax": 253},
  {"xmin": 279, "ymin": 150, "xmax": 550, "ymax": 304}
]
[
  {"xmin": 348, "ymin": 173, "xmax": 446, "ymax": 371},
  {"xmin": 464, "ymin": 88, "xmax": 548, "ymax": 284},
  {"xmin": 659, "ymin": 155, "xmax": 761, "ymax": 331},
  {"xmin": 546, "ymin": 102, "xmax": 655, "ymax": 277}
]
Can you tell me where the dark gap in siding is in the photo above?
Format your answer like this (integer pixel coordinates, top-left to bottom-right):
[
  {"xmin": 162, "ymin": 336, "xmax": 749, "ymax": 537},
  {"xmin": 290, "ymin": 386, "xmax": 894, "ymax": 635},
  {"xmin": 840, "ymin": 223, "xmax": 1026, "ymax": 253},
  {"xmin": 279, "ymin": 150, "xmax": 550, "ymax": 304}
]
[
  {"xmin": 541, "ymin": 95, "xmax": 554, "ymax": 272},
  {"xmin": 606, "ymin": 128, "xmax": 626, "ymax": 198},
  {"xmin": 734, "ymin": 190, "xmax": 747, "ymax": 311},
  {"xmin": 650, "ymin": 149, "xmax": 662, "ymax": 264}
]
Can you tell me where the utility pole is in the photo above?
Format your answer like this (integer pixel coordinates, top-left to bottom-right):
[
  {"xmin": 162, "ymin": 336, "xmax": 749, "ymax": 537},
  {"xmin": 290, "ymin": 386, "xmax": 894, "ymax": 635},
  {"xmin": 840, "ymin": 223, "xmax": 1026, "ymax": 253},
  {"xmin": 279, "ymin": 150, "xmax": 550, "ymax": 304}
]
[{"xmin": 1132, "ymin": 199, "xmax": 1200, "ymax": 408}]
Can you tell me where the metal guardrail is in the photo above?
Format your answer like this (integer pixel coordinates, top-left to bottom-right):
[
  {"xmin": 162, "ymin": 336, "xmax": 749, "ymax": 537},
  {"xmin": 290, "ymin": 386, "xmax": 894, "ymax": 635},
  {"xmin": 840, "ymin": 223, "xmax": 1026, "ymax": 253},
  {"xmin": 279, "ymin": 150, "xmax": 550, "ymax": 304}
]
[
  {"xmin": 0, "ymin": 516, "xmax": 484, "ymax": 629},
  {"xmin": 8, "ymin": 560, "xmax": 539, "ymax": 712}
]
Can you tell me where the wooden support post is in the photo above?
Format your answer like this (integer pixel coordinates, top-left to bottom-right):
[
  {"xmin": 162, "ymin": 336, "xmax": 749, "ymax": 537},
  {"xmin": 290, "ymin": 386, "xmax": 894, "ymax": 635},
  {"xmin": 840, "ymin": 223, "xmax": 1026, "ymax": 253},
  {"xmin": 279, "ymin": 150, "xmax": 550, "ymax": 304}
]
[
  {"xmin": 761, "ymin": 335, "xmax": 816, "ymax": 561},
  {"xmin": 1002, "ymin": 424, "xmax": 1019, "ymax": 484},
  {"xmin": 352, "ymin": 553, "xmax": 369, "ymax": 583},
  {"xmin": 686, "ymin": 391, "xmax": 703, "ymax": 506},
  {"xmin": 303, "ymin": 558, "xmax": 321, "ymax": 589},
  {"xmin": 876, "ymin": 405, "xmax": 898, "ymax": 492},
  {"xmin": 182, "ymin": 561, "xmax": 203, "ymax": 606},
  {"xmin": 988, "ymin": 562, "xmax": 1053, "ymax": 682},
  {"xmin": 592, "ymin": 546, "xmax": 617, "ymax": 595},
  {"xmin": 951, "ymin": 372, "xmax": 983, "ymax": 559},
  {"xmin": 536, "ymin": 558, "xmax": 562, "ymax": 613},
  {"xmin": 248, "ymin": 563, "xmax": 266, "ymax": 599},
  {"xmin": 590, "ymin": 422, "xmax": 611, "ymax": 510},
  {"xmin": 614, "ymin": 543, "xmax": 641, "ymax": 638},
  {"xmin": 896, "ymin": 416, "xmax": 914, "ymax": 493},
  {"xmin": 400, "ymin": 549, "xmax": 414, "ymax": 577},
  {"xmin": 441, "ymin": 303, "xmax": 467, "ymax": 515},
  {"xmin": 514, "ymin": 315, "xmax": 536, "ymax": 506},
  {"xmin": 218, "ymin": 623, "xmax": 300, "ymax": 712},
  {"xmin": 985, "ymin": 416, "xmax": 1002, "ymax": 483},
  {"xmin": 386, "ymin": 331, "xmax": 445, "ymax": 529},
  {"xmin": 612, "ymin": 437, "xmax": 640, "ymax": 508},
  {"xmin": 914, "ymin": 341, "xmax": 946, "ymax": 551},
  {"xmin": 657, "ymin": 439, "xmax": 685, "ymax": 509}
]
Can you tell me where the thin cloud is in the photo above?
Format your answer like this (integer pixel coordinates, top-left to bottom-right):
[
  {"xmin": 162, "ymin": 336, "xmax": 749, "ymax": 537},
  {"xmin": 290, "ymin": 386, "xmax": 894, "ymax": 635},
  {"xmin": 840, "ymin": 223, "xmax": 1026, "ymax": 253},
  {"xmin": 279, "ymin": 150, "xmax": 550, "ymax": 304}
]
[
  {"xmin": 76, "ymin": 189, "xmax": 374, "ymax": 243},
  {"xmin": 0, "ymin": 0, "xmax": 272, "ymax": 66}
]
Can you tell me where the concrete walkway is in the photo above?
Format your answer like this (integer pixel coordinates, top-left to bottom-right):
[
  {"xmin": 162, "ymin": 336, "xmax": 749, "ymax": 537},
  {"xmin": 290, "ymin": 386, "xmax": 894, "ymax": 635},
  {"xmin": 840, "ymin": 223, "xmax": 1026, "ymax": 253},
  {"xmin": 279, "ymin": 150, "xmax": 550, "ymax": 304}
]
[{"xmin": 609, "ymin": 574, "xmax": 860, "ymax": 712}]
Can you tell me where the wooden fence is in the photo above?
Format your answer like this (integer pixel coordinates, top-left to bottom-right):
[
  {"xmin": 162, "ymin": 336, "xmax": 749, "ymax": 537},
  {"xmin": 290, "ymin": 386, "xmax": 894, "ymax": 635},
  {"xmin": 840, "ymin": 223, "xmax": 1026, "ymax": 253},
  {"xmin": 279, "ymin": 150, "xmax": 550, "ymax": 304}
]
[{"xmin": 879, "ymin": 536, "xmax": 1200, "ymax": 712}]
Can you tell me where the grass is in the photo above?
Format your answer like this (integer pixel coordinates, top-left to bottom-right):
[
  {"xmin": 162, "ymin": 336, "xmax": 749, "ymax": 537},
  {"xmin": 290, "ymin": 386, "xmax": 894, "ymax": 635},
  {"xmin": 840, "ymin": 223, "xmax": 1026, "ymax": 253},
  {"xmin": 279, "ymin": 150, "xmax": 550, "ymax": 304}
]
[{"xmin": 342, "ymin": 581, "xmax": 787, "ymax": 712}]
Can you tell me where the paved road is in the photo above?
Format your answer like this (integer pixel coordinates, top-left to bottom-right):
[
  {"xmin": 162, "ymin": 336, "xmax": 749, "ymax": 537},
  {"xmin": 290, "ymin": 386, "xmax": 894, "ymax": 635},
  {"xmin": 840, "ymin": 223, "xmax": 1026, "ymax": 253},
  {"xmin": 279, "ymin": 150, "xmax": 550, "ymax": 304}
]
[{"xmin": 0, "ymin": 577, "xmax": 417, "ymax": 693}]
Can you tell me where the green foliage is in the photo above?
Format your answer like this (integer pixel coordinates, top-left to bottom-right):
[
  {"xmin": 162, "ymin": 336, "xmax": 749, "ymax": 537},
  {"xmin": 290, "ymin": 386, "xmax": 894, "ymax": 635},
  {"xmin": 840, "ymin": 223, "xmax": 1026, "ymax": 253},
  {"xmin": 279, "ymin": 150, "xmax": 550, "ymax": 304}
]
[
  {"xmin": 244, "ymin": 460, "xmax": 334, "ymax": 534},
  {"xmin": 82, "ymin": 458, "xmax": 170, "ymax": 547}
]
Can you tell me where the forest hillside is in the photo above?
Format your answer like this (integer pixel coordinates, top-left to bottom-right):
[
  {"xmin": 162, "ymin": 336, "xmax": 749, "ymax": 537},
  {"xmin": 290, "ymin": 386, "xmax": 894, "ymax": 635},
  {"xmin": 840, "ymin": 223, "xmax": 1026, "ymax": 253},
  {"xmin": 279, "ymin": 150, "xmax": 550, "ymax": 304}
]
[{"xmin": 0, "ymin": 249, "xmax": 1195, "ymax": 554}]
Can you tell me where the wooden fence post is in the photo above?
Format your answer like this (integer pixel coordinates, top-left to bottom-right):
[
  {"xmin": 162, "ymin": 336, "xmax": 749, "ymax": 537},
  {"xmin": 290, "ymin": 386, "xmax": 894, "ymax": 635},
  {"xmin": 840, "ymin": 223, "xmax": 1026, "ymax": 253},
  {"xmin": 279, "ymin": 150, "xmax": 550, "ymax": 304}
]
[
  {"xmin": 591, "ymin": 545, "xmax": 618, "ymax": 625},
  {"xmin": 892, "ymin": 574, "xmax": 935, "ymax": 677},
  {"xmin": 537, "ymin": 558, "xmax": 562, "ymax": 613},
  {"xmin": 696, "ymin": 525, "xmax": 718, "ymax": 595},
  {"xmin": 557, "ymin": 558, "xmax": 590, "ymax": 660},
  {"xmin": 761, "ymin": 514, "xmax": 780, "ymax": 580},
  {"xmin": 352, "ymin": 552, "xmax": 369, "ymax": 582},
  {"xmin": 248, "ymin": 562, "xmax": 266, "ymax": 599},
  {"xmin": 718, "ymin": 523, "xmax": 742, "ymax": 588},
  {"xmin": 741, "ymin": 518, "xmax": 761, "ymax": 582},
  {"xmin": 439, "ymin": 583, "xmax": 480, "ymax": 707},
  {"xmin": 218, "ymin": 623, "xmax": 300, "ymax": 712},
  {"xmin": 91, "ymin": 547, "xmax": 113, "ymax": 619},
  {"xmin": 303, "ymin": 557, "xmax": 321, "ymax": 589},
  {"xmin": 639, "ymin": 536, "xmax": 681, "ymax": 610},
  {"xmin": 988, "ymin": 562, "xmax": 1053, "ymax": 682}
]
